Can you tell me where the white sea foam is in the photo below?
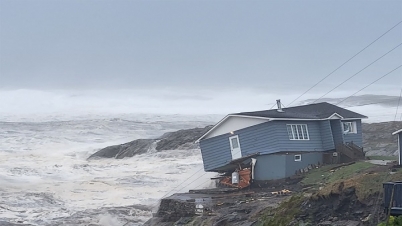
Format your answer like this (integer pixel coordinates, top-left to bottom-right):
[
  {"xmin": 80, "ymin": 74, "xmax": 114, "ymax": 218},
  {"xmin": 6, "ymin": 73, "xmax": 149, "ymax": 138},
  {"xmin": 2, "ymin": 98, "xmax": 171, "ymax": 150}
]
[
  {"xmin": 0, "ymin": 89, "xmax": 400, "ymax": 225},
  {"xmin": 0, "ymin": 88, "xmax": 400, "ymax": 122},
  {"xmin": 0, "ymin": 116, "xmax": 216, "ymax": 225}
]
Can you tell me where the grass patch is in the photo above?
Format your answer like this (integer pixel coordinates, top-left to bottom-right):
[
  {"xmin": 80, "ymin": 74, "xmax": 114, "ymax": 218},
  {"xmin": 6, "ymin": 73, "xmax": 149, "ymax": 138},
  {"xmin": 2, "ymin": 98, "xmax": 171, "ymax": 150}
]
[
  {"xmin": 257, "ymin": 195, "xmax": 305, "ymax": 226},
  {"xmin": 314, "ymin": 169, "xmax": 402, "ymax": 202},
  {"xmin": 301, "ymin": 161, "xmax": 374, "ymax": 187},
  {"xmin": 367, "ymin": 155, "xmax": 398, "ymax": 161}
]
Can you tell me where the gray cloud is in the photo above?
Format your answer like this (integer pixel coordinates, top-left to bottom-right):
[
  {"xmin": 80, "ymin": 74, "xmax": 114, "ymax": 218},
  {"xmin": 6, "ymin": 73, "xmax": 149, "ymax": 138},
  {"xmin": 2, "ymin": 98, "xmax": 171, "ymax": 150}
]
[{"xmin": 0, "ymin": 0, "xmax": 401, "ymax": 95}]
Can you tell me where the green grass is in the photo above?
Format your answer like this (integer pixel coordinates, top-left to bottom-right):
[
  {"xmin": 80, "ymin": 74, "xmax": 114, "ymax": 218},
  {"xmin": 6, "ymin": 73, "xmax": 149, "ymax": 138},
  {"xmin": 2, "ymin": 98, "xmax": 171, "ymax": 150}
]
[
  {"xmin": 366, "ymin": 155, "xmax": 398, "ymax": 161},
  {"xmin": 257, "ymin": 195, "xmax": 305, "ymax": 226},
  {"xmin": 301, "ymin": 161, "xmax": 374, "ymax": 187},
  {"xmin": 315, "ymin": 168, "xmax": 402, "ymax": 202}
]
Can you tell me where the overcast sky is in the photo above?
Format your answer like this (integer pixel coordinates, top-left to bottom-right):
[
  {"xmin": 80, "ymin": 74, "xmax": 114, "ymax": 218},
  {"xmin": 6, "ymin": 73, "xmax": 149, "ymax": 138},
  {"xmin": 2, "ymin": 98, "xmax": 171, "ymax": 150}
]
[{"xmin": 0, "ymin": 0, "xmax": 401, "ymax": 95}]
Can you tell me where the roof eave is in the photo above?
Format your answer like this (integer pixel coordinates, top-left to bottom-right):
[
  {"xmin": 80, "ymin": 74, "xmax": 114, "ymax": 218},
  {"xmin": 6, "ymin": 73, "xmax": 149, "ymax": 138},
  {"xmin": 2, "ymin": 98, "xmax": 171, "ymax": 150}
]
[{"xmin": 392, "ymin": 129, "xmax": 402, "ymax": 135}]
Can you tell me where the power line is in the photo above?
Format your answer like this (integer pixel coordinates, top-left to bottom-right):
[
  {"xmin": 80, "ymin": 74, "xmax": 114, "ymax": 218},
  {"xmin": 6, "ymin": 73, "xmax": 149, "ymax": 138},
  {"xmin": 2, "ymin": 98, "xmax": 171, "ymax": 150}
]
[
  {"xmin": 150, "ymin": 166, "xmax": 205, "ymax": 208},
  {"xmin": 287, "ymin": 20, "xmax": 402, "ymax": 107},
  {"xmin": 394, "ymin": 87, "xmax": 402, "ymax": 121},
  {"xmin": 269, "ymin": 102, "xmax": 277, "ymax": 110},
  {"xmin": 313, "ymin": 42, "xmax": 402, "ymax": 103},
  {"xmin": 152, "ymin": 145, "xmax": 245, "ymax": 209},
  {"xmin": 335, "ymin": 64, "xmax": 402, "ymax": 106}
]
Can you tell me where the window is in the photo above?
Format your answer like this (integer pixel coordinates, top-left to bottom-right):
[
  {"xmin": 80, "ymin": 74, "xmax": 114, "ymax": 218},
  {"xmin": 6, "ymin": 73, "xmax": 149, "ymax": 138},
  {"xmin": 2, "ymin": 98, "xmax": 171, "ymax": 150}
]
[
  {"xmin": 342, "ymin": 121, "xmax": 357, "ymax": 134},
  {"xmin": 286, "ymin": 124, "xmax": 309, "ymax": 140},
  {"xmin": 231, "ymin": 137, "xmax": 239, "ymax": 149},
  {"xmin": 294, "ymin": 154, "xmax": 302, "ymax": 161}
]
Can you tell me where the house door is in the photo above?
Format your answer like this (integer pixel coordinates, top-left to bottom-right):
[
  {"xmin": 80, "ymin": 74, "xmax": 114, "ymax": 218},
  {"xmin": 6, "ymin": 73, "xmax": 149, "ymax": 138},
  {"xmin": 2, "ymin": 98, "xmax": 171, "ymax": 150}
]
[{"xmin": 229, "ymin": 135, "xmax": 242, "ymax": 160}]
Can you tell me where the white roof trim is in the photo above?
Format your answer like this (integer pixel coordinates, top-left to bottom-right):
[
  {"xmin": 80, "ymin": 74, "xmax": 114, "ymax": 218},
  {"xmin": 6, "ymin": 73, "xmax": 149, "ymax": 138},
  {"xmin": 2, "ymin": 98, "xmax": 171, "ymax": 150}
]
[
  {"xmin": 195, "ymin": 114, "xmax": 270, "ymax": 142},
  {"xmin": 195, "ymin": 114, "xmax": 230, "ymax": 143},
  {"xmin": 392, "ymin": 129, "xmax": 402, "ymax": 135},
  {"xmin": 196, "ymin": 113, "xmax": 366, "ymax": 142},
  {"xmin": 328, "ymin": 113, "xmax": 344, "ymax": 119}
]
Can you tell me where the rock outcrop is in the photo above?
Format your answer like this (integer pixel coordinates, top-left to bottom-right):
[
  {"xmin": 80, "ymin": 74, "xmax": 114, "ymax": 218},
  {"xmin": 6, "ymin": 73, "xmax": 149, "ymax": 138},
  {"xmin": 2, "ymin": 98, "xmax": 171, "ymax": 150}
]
[
  {"xmin": 89, "ymin": 121, "xmax": 402, "ymax": 159},
  {"xmin": 88, "ymin": 126, "xmax": 213, "ymax": 159},
  {"xmin": 362, "ymin": 121, "xmax": 402, "ymax": 156}
]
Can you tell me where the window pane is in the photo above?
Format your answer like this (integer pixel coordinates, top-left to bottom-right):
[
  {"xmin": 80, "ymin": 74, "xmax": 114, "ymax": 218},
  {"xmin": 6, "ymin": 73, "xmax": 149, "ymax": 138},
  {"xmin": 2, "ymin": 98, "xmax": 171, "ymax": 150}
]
[
  {"xmin": 287, "ymin": 125, "xmax": 293, "ymax": 139},
  {"xmin": 302, "ymin": 125, "xmax": 309, "ymax": 139},
  {"xmin": 295, "ymin": 155, "xmax": 301, "ymax": 161},
  {"xmin": 343, "ymin": 122, "xmax": 350, "ymax": 133},
  {"xmin": 350, "ymin": 122, "xmax": 355, "ymax": 133},
  {"xmin": 297, "ymin": 125, "xmax": 303, "ymax": 139},
  {"xmin": 292, "ymin": 125, "xmax": 298, "ymax": 140},
  {"xmin": 231, "ymin": 137, "xmax": 239, "ymax": 148}
]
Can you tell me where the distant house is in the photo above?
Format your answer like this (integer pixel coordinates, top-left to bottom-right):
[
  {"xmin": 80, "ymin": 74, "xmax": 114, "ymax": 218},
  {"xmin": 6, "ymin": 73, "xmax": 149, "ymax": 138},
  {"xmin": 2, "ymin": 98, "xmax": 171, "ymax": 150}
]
[{"xmin": 196, "ymin": 101, "xmax": 367, "ymax": 181}]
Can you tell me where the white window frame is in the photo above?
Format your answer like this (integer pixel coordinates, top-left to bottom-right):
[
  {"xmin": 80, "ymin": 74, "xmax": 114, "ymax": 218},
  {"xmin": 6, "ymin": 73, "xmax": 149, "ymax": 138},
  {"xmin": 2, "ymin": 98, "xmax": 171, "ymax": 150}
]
[
  {"xmin": 286, "ymin": 124, "xmax": 310, "ymax": 140},
  {"xmin": 294, "ymin": 154, "xmax": 302, "ymax": 162},
  {"xmin": 342, "ymin": 121, "xmax": 357, "ymax": 134}
]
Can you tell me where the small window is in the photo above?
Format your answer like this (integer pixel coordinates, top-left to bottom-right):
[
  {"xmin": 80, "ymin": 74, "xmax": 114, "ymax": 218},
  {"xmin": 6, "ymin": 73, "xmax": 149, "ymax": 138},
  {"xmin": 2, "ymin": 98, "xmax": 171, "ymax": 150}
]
[
  {"xmin": 294, "ymin": 154, "xmax": 302, "ymax": 161},
  {"xmin": 342, "ymin": 121, "xmax": 357, "ymax": 134},
  {"xmin": 286, "ymin": 124, "xmax": 310, "ymax": 140},
  {"xmin": 231, "ymin": 137, "xmax": 239, "ymax": 149}
]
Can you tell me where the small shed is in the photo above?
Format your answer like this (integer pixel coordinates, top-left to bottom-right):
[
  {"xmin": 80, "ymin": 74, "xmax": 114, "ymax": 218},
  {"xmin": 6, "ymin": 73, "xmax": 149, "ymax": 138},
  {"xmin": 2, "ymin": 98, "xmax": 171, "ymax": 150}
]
[{"xmin": 392, "ymin": 129, "xmax": 402, "ymax": 165}]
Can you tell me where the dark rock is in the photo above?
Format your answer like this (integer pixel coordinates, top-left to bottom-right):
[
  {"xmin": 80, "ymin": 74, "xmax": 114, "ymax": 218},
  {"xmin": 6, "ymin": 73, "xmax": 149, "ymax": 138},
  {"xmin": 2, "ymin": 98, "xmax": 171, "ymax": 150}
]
[
  {"xmin": 156, "ymin": 126, "xmax": 212, "ymax": 151},
  {"xmin": 88, "ymin": 125, "xmax": 213, "ymax": 159}
]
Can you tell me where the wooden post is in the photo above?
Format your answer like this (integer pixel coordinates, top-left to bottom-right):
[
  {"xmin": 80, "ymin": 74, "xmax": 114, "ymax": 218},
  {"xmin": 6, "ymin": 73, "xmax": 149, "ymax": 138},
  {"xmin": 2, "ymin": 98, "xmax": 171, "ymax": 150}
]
[{"xmin": 386, "ymin": 184, "xmax": 396, "ymax": 226}]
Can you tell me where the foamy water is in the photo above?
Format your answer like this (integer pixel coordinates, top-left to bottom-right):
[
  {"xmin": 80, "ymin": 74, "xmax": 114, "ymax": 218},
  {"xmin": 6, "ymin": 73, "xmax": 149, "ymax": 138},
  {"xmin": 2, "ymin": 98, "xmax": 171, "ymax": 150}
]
[
  {"xmin": 0, "ymin": 115, "xmax": 219, "ymax": 225},
  {"xmin": 0, "ymin": 89, "xmax": 400, "ymax": 225}
]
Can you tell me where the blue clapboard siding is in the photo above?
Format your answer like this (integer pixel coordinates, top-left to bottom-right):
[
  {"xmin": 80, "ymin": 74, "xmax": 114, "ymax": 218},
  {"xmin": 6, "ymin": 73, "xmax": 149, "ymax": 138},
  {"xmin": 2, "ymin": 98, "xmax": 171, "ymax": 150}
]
[
  {"xmin": 342, "ymin": 119, "xmax": 363, "ymax": 147},
  {"xmin": 331, "ymin": 120, "xmax": 344, "ymax": 145},
  {"xmin": 284, "ymin": 152, "xmax": 323, "ymax": 177},
  {"xmin": 200, "ymin": 120, "xmax": 326, "ymax": 171},
  {"xmin": 253, "ymin": 154, "xmax": 286, "ymax": 180},
  {"xmin": 199, "ymin": 134, "xmax": 232, "ymax": 171},
  {"xmin": 320, "ymin": 120, "xmax": 335, "ymax": 150},
  {"xmin": 237, "ymin": 121, "xmax": 324, "ymax": 157}
]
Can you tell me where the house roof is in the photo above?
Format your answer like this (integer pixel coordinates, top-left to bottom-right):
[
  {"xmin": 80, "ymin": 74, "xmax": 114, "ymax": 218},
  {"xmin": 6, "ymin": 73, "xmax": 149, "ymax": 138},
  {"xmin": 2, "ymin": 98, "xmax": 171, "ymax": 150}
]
[
  {"xmin": 234, "ymin": 102, "xmax": 367, "ymax": 119},
  {"xmin": 392, "ymin": 129, "xmax": 402, "ymax": 135},
  {"xmin": 196, "ymin": 102, "xmax": 367, "ymax": 142}
]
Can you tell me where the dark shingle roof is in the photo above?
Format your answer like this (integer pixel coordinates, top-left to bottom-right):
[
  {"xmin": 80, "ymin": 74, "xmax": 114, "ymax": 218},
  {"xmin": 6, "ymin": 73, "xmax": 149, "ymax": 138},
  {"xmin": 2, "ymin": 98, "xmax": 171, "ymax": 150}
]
[{"xmin": 233, "ymin": 102, "xmax": 367, "ymax": 119}]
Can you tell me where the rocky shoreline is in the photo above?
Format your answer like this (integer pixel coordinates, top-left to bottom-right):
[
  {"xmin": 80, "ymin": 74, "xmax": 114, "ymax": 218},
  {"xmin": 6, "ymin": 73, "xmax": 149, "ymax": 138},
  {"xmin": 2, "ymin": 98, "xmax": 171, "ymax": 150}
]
[
  {"xmin": 88, "ymin": 126, "xmax": 212, "ymax": 159},
  {"xmin": 89, "ymin": 121, "xmax": 402, "ymax": 160}
]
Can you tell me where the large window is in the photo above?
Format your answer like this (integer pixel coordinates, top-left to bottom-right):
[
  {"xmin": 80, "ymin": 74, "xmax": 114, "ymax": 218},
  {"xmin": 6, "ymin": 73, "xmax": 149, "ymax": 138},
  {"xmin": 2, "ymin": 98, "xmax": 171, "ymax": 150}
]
[
  {"xmin": 342, "ymin": 121, "xmax": 357, "ymax": 134},
  {"xmin": 286, "ymin": 124, "xmax": 309, "ymax": 140}
]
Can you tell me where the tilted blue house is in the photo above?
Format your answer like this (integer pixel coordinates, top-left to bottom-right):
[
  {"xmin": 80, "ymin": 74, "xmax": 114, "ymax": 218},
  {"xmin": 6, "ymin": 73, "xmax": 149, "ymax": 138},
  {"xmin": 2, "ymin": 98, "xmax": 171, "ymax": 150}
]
[{"xmin": 196, "ymin": 101, "xmax": 367, "ymax": 181}]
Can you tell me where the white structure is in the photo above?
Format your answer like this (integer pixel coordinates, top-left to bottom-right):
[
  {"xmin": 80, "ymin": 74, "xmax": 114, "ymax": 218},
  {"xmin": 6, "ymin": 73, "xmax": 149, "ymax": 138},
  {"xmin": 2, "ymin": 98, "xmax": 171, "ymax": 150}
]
[{"xmin": 392, "ymin": 129, "xmax": 402, "ymax": 165}]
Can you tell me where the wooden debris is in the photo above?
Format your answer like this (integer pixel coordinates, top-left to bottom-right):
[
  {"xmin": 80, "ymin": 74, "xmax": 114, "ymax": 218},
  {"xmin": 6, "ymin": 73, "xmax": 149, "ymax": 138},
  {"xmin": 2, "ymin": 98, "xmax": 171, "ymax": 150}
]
[{"xmin": 271, "ymin": 189, "xmax": 292, "ymax": 195}]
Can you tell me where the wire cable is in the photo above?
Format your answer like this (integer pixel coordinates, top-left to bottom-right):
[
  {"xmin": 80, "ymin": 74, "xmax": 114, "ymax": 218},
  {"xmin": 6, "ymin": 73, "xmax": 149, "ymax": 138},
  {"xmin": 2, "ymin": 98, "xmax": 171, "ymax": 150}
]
[
  {"xmin": 313, "ymin": 42, "xmax": 402, "ymax": 103},
  {"xmin": 287, "ymin": 20, "xmax": 402, "ymax": 107},
  {"xmin": 335, "ymin": 65, "xmax": 402, "ymax": 106}
]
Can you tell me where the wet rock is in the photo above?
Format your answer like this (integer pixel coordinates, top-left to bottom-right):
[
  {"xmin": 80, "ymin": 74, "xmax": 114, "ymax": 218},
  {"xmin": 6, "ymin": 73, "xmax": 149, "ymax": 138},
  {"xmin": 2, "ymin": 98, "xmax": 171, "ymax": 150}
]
[{"xmin": 88, "ymin": 126, "xmax": 212, "ymax": 159}]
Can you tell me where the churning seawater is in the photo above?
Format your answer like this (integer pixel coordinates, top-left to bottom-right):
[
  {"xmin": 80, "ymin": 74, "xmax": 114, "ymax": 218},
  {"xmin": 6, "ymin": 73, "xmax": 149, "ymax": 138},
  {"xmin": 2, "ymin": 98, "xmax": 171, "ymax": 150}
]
[{"xmin": 0, "ymin": 114, "xmax": 219, "ymax": 225}]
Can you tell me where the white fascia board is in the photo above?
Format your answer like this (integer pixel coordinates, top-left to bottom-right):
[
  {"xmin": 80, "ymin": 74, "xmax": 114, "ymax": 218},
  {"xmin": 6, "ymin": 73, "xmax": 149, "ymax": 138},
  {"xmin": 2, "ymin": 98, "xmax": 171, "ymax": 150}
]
[
  {"xmin": 195, "ymin": 114, "xmax": 231, "ymax": 143},
  {"xmin": 195, "ymin": 114, "xmax": 271, "ymax": 142},
  {"xmin": 229, "ymin": 114, "xmax": 273, "ymax": 120},
  {"xmin": 196, "ymin": 113, "xmax": 367, "ymax": 142},
  {"xmin": 328, "ymin": 113, "xmax": 344, "ymax": 119},
  {"xmin": 392, "ymin": 129, "xmax": 402, "ymax": 135}
]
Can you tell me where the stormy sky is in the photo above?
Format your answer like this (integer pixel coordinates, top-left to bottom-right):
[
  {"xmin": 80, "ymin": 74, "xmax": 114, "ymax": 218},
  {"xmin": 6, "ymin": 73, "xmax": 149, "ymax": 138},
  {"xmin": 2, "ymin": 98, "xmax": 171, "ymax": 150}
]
[{"xmin": 0, "ymin": 0, "xmax": 401, "ymax": 95}]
